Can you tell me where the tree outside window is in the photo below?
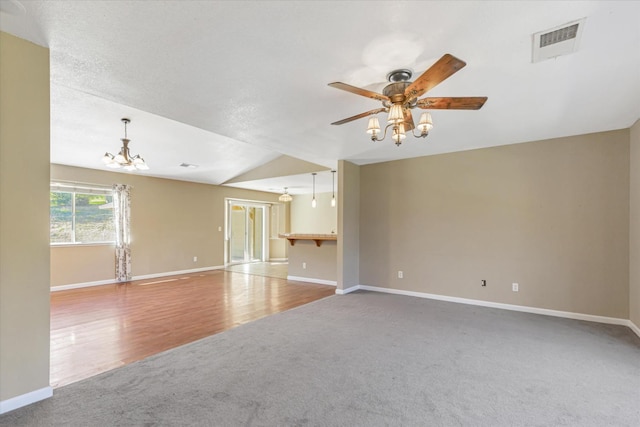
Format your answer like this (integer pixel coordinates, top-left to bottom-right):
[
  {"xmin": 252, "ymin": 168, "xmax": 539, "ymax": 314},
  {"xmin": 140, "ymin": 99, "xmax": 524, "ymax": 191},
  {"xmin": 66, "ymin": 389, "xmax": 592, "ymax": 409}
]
[{"xmin": 50, "ymin": 191, "xmax": 115, "ymax": 244}]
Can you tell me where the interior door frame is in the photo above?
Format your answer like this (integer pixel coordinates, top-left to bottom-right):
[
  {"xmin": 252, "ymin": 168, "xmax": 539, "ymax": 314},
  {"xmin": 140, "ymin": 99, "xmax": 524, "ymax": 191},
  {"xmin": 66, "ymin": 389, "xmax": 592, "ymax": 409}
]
[{"xmin": 224, "ymin": 198, "xmax": 271, "ymax": 266}]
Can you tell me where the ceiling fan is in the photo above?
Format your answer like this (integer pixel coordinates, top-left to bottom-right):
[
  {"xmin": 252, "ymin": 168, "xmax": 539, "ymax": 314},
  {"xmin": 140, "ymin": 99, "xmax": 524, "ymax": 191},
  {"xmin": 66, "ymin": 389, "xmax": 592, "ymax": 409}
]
[{"xmin": 328, "ymin": 53, "xmax": 487, "ymax": 145}]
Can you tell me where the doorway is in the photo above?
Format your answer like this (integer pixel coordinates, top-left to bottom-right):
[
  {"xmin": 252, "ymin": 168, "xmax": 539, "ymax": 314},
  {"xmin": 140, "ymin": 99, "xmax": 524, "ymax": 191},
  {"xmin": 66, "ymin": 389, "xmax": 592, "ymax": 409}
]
[{"xmin": 226, "ymin": 200, "xmax": 268, "ymax": 265}]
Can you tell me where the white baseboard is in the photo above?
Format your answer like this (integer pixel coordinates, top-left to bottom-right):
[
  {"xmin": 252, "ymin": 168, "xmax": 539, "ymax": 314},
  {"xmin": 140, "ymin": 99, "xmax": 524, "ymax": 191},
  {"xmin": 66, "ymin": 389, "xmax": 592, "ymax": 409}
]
[
  {"xmin": 51, "ymin": 279, "xmax": 116, "ymax": 292},
  {"xmin": 287, "ymin": 275, "xmax": 337, "ymax": 286},
  {"xmin": 335, "ymin": 285, "xmax": 360, "ymax": 295},
  {"xmin": 269, "ymin": 258, "xmax": 288, "ymax": 262},
  {"xmin": 628, "ymin": 320, "xmax": 640, "ymax": 338},
  {"xmin": 0, "ymin": 386, "xmax": 52, "ymax": 414},
  {"xmin": 51, "ymin": 266, "xmax": 224, "ymax": 292},
  {"xmin": 356, "ymin": 284, "xmax": 633, "ymax": 329}
]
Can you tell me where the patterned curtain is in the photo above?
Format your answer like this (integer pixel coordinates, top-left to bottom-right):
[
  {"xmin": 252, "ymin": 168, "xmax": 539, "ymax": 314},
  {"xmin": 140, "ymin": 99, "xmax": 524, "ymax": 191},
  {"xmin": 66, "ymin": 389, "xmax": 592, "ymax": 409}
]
[{"xmin": 113, "ymin": 184, "xmax": 132, "ymax": 282}]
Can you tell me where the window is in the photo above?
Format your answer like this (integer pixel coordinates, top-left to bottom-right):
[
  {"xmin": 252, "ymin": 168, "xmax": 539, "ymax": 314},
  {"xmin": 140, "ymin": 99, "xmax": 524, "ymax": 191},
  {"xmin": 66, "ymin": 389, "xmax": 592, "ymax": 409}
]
[{"xmin": 50, "ymin": 183, "xmax": 115, "ymax": 244}]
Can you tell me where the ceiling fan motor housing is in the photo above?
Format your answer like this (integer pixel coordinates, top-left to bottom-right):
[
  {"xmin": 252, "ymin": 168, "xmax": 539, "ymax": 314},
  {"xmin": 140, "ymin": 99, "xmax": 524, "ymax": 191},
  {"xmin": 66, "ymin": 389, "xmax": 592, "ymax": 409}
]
[{"xmin": 383, "ymin": 82, "xmax": 411, "ymax": 105}]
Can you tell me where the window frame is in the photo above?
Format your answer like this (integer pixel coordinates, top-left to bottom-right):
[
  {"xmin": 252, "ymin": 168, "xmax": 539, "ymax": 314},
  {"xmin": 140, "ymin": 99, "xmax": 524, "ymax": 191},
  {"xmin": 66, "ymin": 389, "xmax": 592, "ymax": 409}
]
[{"xmin": 50, "ymin": 182, "xmax": 116, "ymax": 246}]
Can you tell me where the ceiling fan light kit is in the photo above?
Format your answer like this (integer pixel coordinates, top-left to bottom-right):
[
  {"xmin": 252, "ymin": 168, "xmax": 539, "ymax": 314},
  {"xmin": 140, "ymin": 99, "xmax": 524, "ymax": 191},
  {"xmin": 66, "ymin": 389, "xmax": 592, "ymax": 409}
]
[
  {"xmin": 329, "ymin": 53, "xmax": 487, "ymax": 146},
  {"xmin": 102, "ymin": 118, "xmax": 149, "ymax": 171}
]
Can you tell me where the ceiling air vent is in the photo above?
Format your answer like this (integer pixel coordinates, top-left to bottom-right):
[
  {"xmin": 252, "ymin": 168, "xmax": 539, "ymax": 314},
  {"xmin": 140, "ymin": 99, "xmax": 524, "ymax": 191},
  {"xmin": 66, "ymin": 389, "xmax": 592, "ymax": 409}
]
[
  {"xmin": 532, "ymin": 18, "xmax": 585, "ymax": 63},
  {"xmin": 179, "ymin": 163, "xmax": 198, "ymax": 169}
]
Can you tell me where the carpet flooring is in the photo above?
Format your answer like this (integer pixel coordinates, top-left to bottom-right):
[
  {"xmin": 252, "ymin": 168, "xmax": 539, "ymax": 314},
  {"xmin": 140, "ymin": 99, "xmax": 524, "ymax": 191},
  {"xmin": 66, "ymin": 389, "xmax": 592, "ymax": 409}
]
[{"xmin": 1, "ymin": 291, "xmax": 639, "ymax": 426}]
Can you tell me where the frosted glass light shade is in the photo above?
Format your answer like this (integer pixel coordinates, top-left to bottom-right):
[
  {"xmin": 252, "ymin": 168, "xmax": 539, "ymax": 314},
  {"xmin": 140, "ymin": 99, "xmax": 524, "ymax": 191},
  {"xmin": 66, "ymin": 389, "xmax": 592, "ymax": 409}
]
[
  {"xmin": 135, "ymin": 161, "xmax": 149, "ymax": 171},
  {"xmin": 102, "ymin": 153, "xmax": 114, "ymax": 164},
  {"xmin": 114, "ymin": 150, "xmax": 126, "ymax": 164},
  {"xmin": 311, "ymin": 198, "xmax": 317, "ymax": 208}
]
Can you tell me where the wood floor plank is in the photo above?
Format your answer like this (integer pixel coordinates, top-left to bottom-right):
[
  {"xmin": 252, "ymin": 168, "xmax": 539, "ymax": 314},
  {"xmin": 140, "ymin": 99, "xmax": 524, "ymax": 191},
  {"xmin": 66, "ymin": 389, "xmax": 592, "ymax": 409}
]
[{"xmin": 50, "ymin": 269, "xmax": 335, "ymax": 388}]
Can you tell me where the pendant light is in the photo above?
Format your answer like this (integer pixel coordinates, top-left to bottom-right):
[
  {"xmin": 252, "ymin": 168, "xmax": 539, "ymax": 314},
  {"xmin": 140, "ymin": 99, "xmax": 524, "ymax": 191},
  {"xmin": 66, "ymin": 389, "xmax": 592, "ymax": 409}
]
[
  {"xmin": 311, "ymin": 173, "xmax": 317, "ymax": 208},
  {"xmin": 331, "ymin": 170, "xmax": 336, "ymax": 207},
  {"xmin": 278, "ymin": 187, "xmax": 293, "ymax": 202}
]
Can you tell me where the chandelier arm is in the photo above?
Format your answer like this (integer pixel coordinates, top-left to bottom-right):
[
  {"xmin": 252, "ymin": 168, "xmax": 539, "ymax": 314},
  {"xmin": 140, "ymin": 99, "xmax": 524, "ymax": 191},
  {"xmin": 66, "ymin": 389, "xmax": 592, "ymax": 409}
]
[
  {"xmin": 411, "ymin": 129, "xmax": 429, "ymax": 139},
  {"xmin": 370, "ymin": 123, "xmax": 396, "ymax": 142}
]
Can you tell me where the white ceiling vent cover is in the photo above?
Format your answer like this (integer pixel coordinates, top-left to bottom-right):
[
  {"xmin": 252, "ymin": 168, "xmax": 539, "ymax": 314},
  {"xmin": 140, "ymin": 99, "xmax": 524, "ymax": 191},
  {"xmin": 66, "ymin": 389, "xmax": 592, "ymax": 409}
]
[{"xmin": 532, "ymin": 18, "xmax": 586, "ymax": 63}]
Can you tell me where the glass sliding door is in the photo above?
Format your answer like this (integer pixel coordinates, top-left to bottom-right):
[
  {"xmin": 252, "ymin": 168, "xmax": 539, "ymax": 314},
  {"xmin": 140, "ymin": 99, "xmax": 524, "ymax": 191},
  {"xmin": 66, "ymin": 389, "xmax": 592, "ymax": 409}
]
[
  {"xmin": 226, "ymin": 201, "xmax": 268, "ymax": 265},
  {"xmin": 247, "ymin": 207, "xmax": 264, "ymax": 262},
  {"xmin": 230, "ymin": 205, "xmax": 247, "ymax": 263}
]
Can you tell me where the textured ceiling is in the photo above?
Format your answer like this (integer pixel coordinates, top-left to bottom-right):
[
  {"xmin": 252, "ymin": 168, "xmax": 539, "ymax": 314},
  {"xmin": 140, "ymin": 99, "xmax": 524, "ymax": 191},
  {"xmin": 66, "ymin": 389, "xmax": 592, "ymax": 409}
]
[{"xmin": 1, "ymin": 1, "xmax": 639, "ymax": 194}]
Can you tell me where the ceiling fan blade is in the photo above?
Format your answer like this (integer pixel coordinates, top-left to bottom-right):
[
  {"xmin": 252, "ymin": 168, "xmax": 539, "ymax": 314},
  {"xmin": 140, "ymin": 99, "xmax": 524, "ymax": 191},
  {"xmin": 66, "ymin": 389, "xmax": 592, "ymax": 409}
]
[
  {"xmin": 331, "ymin": 108, "xmax": 388, "ymax": 126},
  {"xmin": 328, "ymin": 82, "xmax": 390, "ymax": 103},
  {"xmin": 416, "ymin": 97, "xmax": 488, "ymax": 110},
  {"xmin": 403, "ymin": 108, "xmax": 415, "ymax": 131},
  {"xmin": 404, "ymin": 54, "xmax": 467, "ymax": 101}
]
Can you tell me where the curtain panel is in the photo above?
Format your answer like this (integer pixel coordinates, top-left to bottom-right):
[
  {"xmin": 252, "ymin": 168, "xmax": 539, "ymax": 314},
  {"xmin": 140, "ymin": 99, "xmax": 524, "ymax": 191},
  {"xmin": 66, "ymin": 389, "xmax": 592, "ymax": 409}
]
[{"xmin": 113, "ymin": 184, "xmax": 132, "ymax": 282}]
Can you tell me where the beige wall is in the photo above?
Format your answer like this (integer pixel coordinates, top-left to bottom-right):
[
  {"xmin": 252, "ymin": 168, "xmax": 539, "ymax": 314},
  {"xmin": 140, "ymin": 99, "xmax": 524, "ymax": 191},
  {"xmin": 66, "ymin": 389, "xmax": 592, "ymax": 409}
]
[
  {"xmin": 51, "ymin": 165, "xmax": 284, "ymax": 286},
  {"xmin": 51, "ymin": 245, "xmax": 114, "ymax": 286},
  {"xmin": 290, "ymin": 192, "xmax": 337, "ymax": 234},
  {"xmin": 287, "ymin": 240, "xmax": 337, "ymax": 282},
  {"xmin": 630, "ymin": 119, "xmax": 640, "ymax": 327},
  {"xmin": 269, "ymin": 203, "xmax": 289, "ymax": 260},
  {"xmin": 337, "ymin": 160, "xmax": 360, "ymax": 292},
  {"xmin": 359, "ymin": 130, "xmax": 630, "ymax": 318},
  {"xmin": 0, "ymin": 33, "xmax": 51, "ymax": 401}
]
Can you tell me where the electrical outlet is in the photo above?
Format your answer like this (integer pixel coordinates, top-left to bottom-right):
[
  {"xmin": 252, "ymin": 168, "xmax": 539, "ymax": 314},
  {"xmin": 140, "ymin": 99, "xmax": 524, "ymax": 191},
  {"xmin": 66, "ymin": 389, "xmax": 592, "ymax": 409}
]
[
  {"xmin": 398, "ymin": 271, "xmax": 403, "ymax": 279},
  {"xmin": 481, "ymin": 280, "xmax": 487, "ymax": 287},
  {"xmin": 512, "ymin": 282, "xmax": 519, "ymax": 292},
  {"xmin": 218, "ymin": 226, "xmax": 222, "ymax": 232},
  {"xmin": 193, "ymin": 256, "xmax": 198, "ymax": 262},
  {"xmin": 303, "ymin": 262, "xmax": 306, "ymax": 269}
]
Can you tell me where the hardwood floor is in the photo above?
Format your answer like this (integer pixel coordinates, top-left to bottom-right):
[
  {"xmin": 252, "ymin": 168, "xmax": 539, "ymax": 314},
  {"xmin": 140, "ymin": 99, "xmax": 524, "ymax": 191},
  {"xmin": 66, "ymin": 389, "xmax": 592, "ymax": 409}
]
[
  {"xmin": 224, "ymin": 261, "xmax": 288, "ymax": 279},
  {"xmin": 50, "ymin": 269, "xmax": 335, "ymax": 388}
]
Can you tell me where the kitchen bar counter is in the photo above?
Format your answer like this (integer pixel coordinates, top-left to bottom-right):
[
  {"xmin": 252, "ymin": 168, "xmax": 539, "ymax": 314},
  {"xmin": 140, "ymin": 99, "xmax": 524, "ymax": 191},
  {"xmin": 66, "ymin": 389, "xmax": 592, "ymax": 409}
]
[{"xmin": 279, "ymin": 233, "xmax": 337, "ymax": 247}]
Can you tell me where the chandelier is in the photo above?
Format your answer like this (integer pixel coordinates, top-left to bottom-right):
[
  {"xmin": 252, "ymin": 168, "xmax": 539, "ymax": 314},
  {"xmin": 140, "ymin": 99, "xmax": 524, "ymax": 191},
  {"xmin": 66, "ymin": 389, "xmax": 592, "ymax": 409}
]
[
  {"xmin": 278, "ymin": 187, "xmax": 293, "ymax": 202},
  {"xmin": 102, "ymin": 118, "xmax": 149, "ymax": 171}
]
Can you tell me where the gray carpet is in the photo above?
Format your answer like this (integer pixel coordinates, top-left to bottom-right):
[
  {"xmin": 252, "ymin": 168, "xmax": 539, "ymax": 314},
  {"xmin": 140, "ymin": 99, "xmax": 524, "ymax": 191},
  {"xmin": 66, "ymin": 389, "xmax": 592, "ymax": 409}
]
[{"xmin": 2, "ymin": 291, "xmax": 639, "ymax": 426}]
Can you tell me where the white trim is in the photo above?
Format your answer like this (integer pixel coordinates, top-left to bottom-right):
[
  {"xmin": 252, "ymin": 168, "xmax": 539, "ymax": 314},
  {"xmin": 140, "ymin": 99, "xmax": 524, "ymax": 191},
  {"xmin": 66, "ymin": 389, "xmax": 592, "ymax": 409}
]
[
  {"xmin": 269, "ymin": 258, "xmax": 288, "ymax": 262},
  {"xmin": 628, "ymin": 320, "xmax": 640, "ymax": 338},
  {"xmin": 0, "ymin": 386, "xmax": 52, "ymax": 414},
  {"xmin": 51, "ymin": 242, "xmax": 115, "ymax": 247},
  {"xmin": 287, "ymin": 275, "xmax": 337, "ymax": 286},
  {"xmin": 357, "ymin": 285, "xmax": 633, "ymax": 327},
  {"xmin": 51, "ymin": 266, "xmax": 224, "ymax": 292},
  {"xmin": 335, "ymin": 285, "xmax": 361, "ymax": 295},
  {"xmin": 51, "ymin": 279, "xmax": 116, "ymax": 292}
]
